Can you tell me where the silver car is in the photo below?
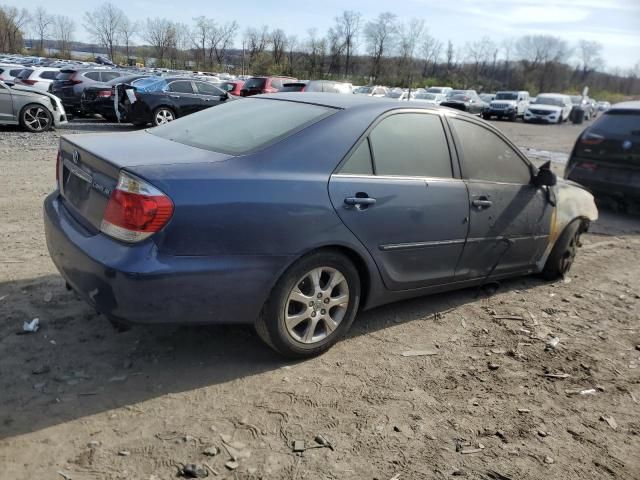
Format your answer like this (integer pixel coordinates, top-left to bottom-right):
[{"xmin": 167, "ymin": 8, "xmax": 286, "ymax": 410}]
[{"xmin": 0, "ymin": 80, "xmax": 67, "ymax": 132}]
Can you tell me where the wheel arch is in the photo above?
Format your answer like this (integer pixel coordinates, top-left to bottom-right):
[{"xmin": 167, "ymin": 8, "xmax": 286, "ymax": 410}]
[{"xmin": 19, "ymin": 101, "xmax": 52, "ymax": 131}]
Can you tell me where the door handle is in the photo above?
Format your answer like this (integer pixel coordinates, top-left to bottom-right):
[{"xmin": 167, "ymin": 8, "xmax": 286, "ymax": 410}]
[
  {"xmin": 472, "ymin": 198, "xmax": 492, "ymax": 208},
  {"xmin": 344, "ymin": 196, "xmax": 376, "ymax": 206}
]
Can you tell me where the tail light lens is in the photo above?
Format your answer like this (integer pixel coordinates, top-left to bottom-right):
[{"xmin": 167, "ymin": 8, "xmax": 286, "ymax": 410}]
[
  {"xmin": 581, "ymin": 131, "xmax": 605, "ymax": 145},
  {"xmin": 97, "ymin": 90, "xmax": 112, "ymax": 98},
  {"xmin": 22, "ymin": 79, "xmax": 37, "ymax": 85},
  {"xmin": 100, "ymin": 171, "xmax": 174, "ymax": 243}
]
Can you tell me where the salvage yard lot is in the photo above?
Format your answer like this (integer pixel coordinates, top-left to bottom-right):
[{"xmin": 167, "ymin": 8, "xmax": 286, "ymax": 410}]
[{"xmin": 1, "ymin": 119, "xmax": 639, "ymax": 479}]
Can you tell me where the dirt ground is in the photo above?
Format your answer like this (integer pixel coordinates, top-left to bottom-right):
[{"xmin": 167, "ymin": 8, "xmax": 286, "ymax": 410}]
[{"xmin": 0, "ymin": 117, "xmax": 639, "ymax": 480}]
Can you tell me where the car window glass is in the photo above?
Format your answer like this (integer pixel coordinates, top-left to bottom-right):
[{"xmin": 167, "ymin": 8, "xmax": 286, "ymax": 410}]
[
  {"xmin": 270, "ymin": 78, "xmax": 282, "ymax": 89},
  {"xmin": 370, "ymin": 113, "xmax": 452, "ymax": 178},
  {"xmin": 195, "ymin": 82, "xmax": 223, "ymax": 95},
  {"xmin": 168, "ymin": 81, "xmax": 194, "ymax": 93},
  {"xmin": 40, "ymin": 71, "xmax": 58, "ymax": 80},
  {"xmin": 9, "ymin": 69, "xmax": 22, "ymax": 76},
  {"xmin": 101, "ymin": 72, "xmax": 121, "ymax": 81},
  {"xmin": 340, "ymin": 140, "xmax": 373, "ymax": 175},
  {"xmin": 85, "ymin": 72, "xmax": 101, "ymax": 81},
  {"xmin": 450, "ymin": 118, "xmax": 530, "ymax": 184}
]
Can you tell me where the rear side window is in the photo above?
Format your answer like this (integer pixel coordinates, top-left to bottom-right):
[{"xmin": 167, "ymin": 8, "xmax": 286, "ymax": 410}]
[
  {"xmin": 244, "ymin": 78, "xmax": 266, "ymax": 89},
  {"xmin": 270, "ymin": 78, "xmax": 283, "ymax": 89},
  {"xmin": 101, "ymin": 72, "xmax": 122, "ymax": 82},
  {"xmin": 340, "ymin": 140, "xmax": 373, "ymax": 175},
  {"xmin": 39, "ymin": 71, "xmax": 58, "ymax": 80},
  {"xmin": 593, "ymin": 110, "xmax": 640, "ymax": 135},
  {"xmin": 9, "ymin": 69, "xmax": 22, "ymax": 76},
  {"xmin": 17, "ymin": 69, "xmax": 33, "ymax": 79},
  {"xmin": 450, "ymin": 118, "xmax": 531, "ymax": 184},
  {"xmin": 150, "ymin": 98, "xmax": 335, "ymax": 155},
  {"xmin": 369, "ymin": 113, "xmax": 452, "ymax": 178},
  {"xmin": 84, "ymin": 72, "xmax": 101, "ymax": 81},
  {"xmin": 168, "ymin": 81, "xmax": 194, "ymax": 93}
]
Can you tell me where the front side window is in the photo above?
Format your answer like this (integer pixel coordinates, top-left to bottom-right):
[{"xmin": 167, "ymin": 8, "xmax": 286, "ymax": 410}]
[
  {"xmin": 450, "ymin": 118, "xmax": 531, "ymax": 184},
  {"xmin": 195, "ymin": 82, "xmax": 223, "ymax": 96},
  {"xmin": 369, "ymin": 113, "xmax": 452, "ymax": 178},
  {"xmin": 168, "ymin": 81, "xmax": 194, "ymax": 94}
]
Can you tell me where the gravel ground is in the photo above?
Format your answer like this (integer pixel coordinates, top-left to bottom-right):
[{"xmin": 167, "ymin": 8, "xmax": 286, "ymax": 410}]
[{"xmin": 0, "ymin": 116, "xmax": 639, "ymax": 480}]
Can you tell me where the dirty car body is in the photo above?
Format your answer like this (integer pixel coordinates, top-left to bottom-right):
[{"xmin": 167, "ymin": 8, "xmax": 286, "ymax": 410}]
[{"xmin": 43, "ymin": 94, "xmax": 597, "ymax": 356}]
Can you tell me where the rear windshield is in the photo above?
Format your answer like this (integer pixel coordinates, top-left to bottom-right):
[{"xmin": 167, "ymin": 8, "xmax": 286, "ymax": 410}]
[
  {"xmin": 243, "ymin": 78, "xmax": 266, "ymax": 89},
  {"xmin": 17, "ymin": 69, "xmax": 33, "ymax": 79},
  {"xmin": 426, "ymin": 87, "xmax": 443, "ymax": 93},
  {"xmin": 593, "ymin": 110, "xmax": 640, "ymax": 135},
  {"xmin": 56, "ymin": 70, "xmax": 76, "ymax": 80},
  {"xmin": 149, "ymin": 98, "xmax": 336, "ymax": 155}
]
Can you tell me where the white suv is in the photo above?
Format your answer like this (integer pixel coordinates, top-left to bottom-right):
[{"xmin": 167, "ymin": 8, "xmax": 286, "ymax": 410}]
[
  {"xmin": 524, "ymin": 93, "xmax": 572, "ymax": 124},
  {"xmin": 13, "ymin": 67, "xmax": 60, "ymax": 91},
  {"xmin": 482, "ymin": 91, "xmax": 530, "ymax": 121}
]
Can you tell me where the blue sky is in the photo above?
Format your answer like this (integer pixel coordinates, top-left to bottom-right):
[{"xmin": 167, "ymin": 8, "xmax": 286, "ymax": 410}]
[{"xmin": 14, "ymin": 0, "xmax": 640, "ymax": 70}]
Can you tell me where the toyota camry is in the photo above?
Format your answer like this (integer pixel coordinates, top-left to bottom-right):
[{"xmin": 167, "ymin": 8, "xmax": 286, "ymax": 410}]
[{"xmin": 44, "ymin": 94, "xmax": 598, "ymax": 357}]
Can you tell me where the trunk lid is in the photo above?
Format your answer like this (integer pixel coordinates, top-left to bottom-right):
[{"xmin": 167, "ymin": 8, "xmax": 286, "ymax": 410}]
[
  {"xmin": 574, "ymin": 111, "xmax": 640, "ymax": 166},
  {"xmin": 58, "ymin": 132, "xmax": 232, "ymax": 231}
]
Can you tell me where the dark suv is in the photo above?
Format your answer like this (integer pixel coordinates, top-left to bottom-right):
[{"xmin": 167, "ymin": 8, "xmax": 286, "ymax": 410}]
[
  {"xmin": 51, "ymin": 68, "xmax": 124, "ymax": 113},
  {"xmin": 239, "ymin": 76, "xmax": 297, "ymax": 96},
  {"xmin": 565, "ymin": 101, "xmax": 640, "ymax": 201}
]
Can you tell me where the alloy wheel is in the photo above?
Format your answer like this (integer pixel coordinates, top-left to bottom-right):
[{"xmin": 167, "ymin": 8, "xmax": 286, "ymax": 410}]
[
  {"xmin": 560, "ymin": 232, "xmax": 579, "ymax": 273},
  {"xmin": 284, "ymin": 266, "xmax": 350, "ymax": 344},
  {"xmin": 24, "ymin": 106, "xmax": 51, "ymax": 132},
  {"xmin": 155, "ymin": 109, "xmax": 174, "ymax": 125}
]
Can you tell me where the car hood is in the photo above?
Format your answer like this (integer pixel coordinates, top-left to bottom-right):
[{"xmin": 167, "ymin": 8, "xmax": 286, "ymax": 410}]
[
  {"xmin": 10, "ymin": 84, "xmax": 57, "ymax": 102},
  {"xmin": 529, "ymin": 104, "xmax": 562, "ymax": 113}
]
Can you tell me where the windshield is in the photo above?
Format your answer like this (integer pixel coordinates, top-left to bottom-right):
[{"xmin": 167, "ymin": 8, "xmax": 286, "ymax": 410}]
[
  {"xmin": 243, "ymin": 77, "xmax": 266, "ymax": 89},
  {"xmin": 416, "ymin": 93, "xmax": 437, "ymax": 100},
  {"xmin": 150, "ymin": 98, "xmax": 336, "ymax": 155},
  {"xmin": 426, "ymin": 87, "xmax": 443, "ymax": 93},
  {"xmin": 495, "ymin": 92, "xmax": 518, "ymax": 100},
  {"xmin": 536, "ymin": 96, "xmax": 564, "ymax": 107},
  {"xmin": 593, "ymin": 110, "xmax": 640, "ymax": 135},
  {"xmin": 449, "ymin": 94, "xmax": 469, "ymax": 101},
  {"xmin": 355, "ymin": 86, "xmax": 373, "ymax": 94}
]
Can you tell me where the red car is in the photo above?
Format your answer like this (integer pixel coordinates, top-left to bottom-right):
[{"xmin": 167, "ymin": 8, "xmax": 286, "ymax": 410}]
[
  {"xmin": 219, "ymin": 80, "xmax": 244, "ymax": 96},
  {"xmin": 240, "ymin": 76, "xmax": 297, "ymax": 96}
]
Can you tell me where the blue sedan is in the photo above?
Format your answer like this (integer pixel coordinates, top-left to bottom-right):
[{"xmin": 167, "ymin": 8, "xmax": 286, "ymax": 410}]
[{"xmin": 44, "ymin": 94, "xmax": 598, "ymax": 357}]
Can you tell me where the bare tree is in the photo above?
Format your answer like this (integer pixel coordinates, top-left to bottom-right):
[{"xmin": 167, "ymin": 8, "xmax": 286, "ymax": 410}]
[
  {"xmin": 119, "ymin": 16, "xmax": 138, "ymax": 64},
  {"xmin": 466, "ymin": 36, "xmax": 497, "ymax": 83},
  {"xmin": 143, "ymin": 18, "xmax": 176, "ymax": 67},
  {"xmin": 397, "ymin": 18, "xmax": 424, "ymax": 85},
  {"xmin": 304, "ymin": 28, "xmax": 326, "ymax": 78},
  {"xmin": 244, "ymin": 26, "xmax": 269, "ymax": 70},
  {"xmin": 54, "ymin": 15, "xmax": 75, "ymax": 57},
  {"xmin": 364, "ymin": 12, "xmax": 397, "ymax": 81},
  {"xmin": 192, "ymin": 16, "xmax": 213, "ymax": 69},
  {"xmin": 577, "ymin": 40, "xmax": 604, "ymax": 80},
  {"xmin": 33, "ymin": 7, "xmax": 52, "ymax": 54},
  {"xmin": 336, "ymin": 10, "xmax": 361, "ymax": 77},
  {"xmin": 326, "ymin": 26, "xmax": 344, "ymax": 75},
  {"xmin": 445, "ymin": 40, "xmax": 456, "ymax": 72},
  {"xmin": 286, "ymin": 34, "xmax": 297, "ymax": 75},
  {"xmin": 516, "ymin": 35, "xmax": 570, "ymax": 90},
  {"xmin": 83, "ymin": 3, "xmax": 124, "ymax": 62},
  {"xmin": 420, "ymin": 31, "xmax": 441, "ymax": 78},
  {"xmin": 270, "ymin": 28, "xmax": 287, "ymax": 67},
  {"xmin": 209, "ymin": 21, "xmax": 238, "ymax": 67},
  {"xmin": 0, "ymin": 6, "xmax": 30, "ymax": 52}
]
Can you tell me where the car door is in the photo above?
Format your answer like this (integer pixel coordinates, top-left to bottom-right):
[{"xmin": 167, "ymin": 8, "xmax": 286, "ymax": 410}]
[
  {"xmin": 329, "ymin": 111, "xmax": 470, "ymax": 291},
  {"xmin": 194, "ymin": 81, "xmax": 228, "ymax": 111},
  {"xmin": 447, "ymin": 115, "xmax": 553, "ymax": 280},
  {"xmin": 164, "ymin": 80, "xmax": 200, "ymax": 116},
  {"xmin": 0, "ymin": 83, "xmax": 14, "ymax": 121}
]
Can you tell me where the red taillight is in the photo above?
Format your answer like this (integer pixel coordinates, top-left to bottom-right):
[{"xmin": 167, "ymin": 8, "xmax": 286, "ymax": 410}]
[
  {"xmin": 100, "ymin": 171, "xmax": 173, "ymax": 243},
  {"xmin": 56, "ymin": 149, "xmax": 61, "ymax": 182},
  {"xmin": 578, "ymin": 162, "xmax": 597, "ymax": 172},
  {"xmin": 97, "ymin": 90, "xmax": 112, "ymax": 98},
  {"xmin": 22, "ymin": 79, "xmax": 37, "ymax": 85},
  {"xmin": 581, "ymin": 132, "xmax": 604, "ymax": 145}
]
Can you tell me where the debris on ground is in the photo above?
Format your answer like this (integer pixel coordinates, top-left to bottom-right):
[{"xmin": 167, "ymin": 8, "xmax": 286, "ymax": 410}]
[
  {"xmin": 544, "ymin": 456, "xmax": 555, "ymax": 464},
  {"xmin": 487, "ymin": 362, "xmax": 500, "ymax": 370},
  {"xmin": 22, "ymin": 318, "xmax": 39, "ymax": 333},
  {"xmin": 224, "ymin": 460, "xmax": 239, "ymax": 470},
  {"xmin": 543, "ymin": 373, "xmax": 570, "ymax": 379},
  {"xmin": 545, "ymin": 336, "xmax": 560, "ymax": 351},
  {"xmin": 600, "ymin": 415, "xmax": 618, "ymax": 430},
  {"xmin": 292, "ymin": 440, "xmax": 305, "ymax": 452},
  {"xmin": 44, "ymin": 291, "xmax": 53, "ymax": 302},
  {"xmin": 57, "ymin": 471, "xmax": 72, "ymax": 480},
  {"xmin": 31, "ymin": 365, "xmax": 50, "ymax": 375},
  {"xmin": 400, "ymin": 349, "xmax": 438, "ymax": 357},
  {"xmin": 179, "ymin": 463, "xmax": 209, "ymax": 478},
  {"xmin": 202, "ymin": 446, "xmax": 218, "ymax": 456},
  {"xmin": 314, "ymin": 434, "xmax": 335, "ymax": 451},
  {"xmin": 565, "ymin": 388, "xmax": 597, "ymax": 396},
  {"xmin": 117, "ymin": 450, "xmax": 130, "ymax": 456}
]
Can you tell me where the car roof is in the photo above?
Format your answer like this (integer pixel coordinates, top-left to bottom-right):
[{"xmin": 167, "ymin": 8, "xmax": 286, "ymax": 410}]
[
  {"xmin": 538, "ymin": 93, "xmax": 568, "ymax": 98},
  {"xmin": 610, "ymin": 101, "xmax": 640, "ymax": 111}
]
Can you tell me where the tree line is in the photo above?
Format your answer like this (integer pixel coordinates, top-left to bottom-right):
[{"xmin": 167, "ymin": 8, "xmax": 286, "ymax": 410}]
[{"xmin": 1, "ymin": 2, "xmax": 639, "ymax": 98}]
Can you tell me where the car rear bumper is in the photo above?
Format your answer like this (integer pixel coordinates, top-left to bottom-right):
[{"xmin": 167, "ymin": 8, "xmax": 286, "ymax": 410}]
[
  {"xmin": 81, "ymin": 98, "xmax": 115, "ymax": 117},
  {"xmin": 44, "ymin": 193, "xmax": 292, "ymax": 325},
  {"xmin": 567, "ymin": 162, "xmax": 640, "ymax": 199}
]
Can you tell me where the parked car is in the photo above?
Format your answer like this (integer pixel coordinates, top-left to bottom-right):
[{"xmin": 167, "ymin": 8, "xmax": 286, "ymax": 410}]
[
  {"xmin": 51, "ymin": 68, "xmax": 125, "ymax": 113},
  {"xmin": 440, "ymin": 92, "xmax": 486, "ymax": 114},
  {"xmin": 304, "ymin": 80, "xmax": 353, "ymax": 94},
  {"xmin": 597, "ymin": 101, "xmax": 611, "ymax": 112},
  {"xmin": 81, "ymin": 74, "xmax": 151, "ymax": 121},
  {"xmin": 280, "ymin": 82, "xmax": 308, "ymax": 92},
  {"xmin": 219, "ymin": 80, "xmax": 245, "ymax": 96},
  {"xmin": 353, "ymin": 85, "xmax": 388, "ymax": 97},
  {"xmin": 479, "ymin": 93, "xmax": 495, "ymax": 103},
  {"xmin": 13, "ymin": 67, "xmax": 60, "ymax": 91},
  {"xmin": 524, "ymin": 94, "xmax": 572, "ymax": 123},
  {"xmin": 386, "ymin": 90, "xmax": 415, "ymax": 101},
  {"xmin": 482, "ymin": 91, "xmax": 530, "ymax": 121},
  {"xmin": 569, "ymin": 95, "xmax": 596, "ymax": 121},
  {"xmin": 44, "ymin": 93, "xmax": 597, "ymax": 357},
  {"xmin": 0, "ymin": 80, "xmax": 67, "ymax": 132},
  {"xmin": 565, "ymin": 101, "xmax": 640, "ymax": 202},
  {"xmin": 426, "ymin": 86, "xmax": 452, "ymax": 95},
  {"xmin": 239, "ymin": 76, "xmax": 297, "ymax": 96},
  {"xmin": 0, "ymin": 63, "xmax": 24, "ymax": 84},
  {"xmin": 117, "ymin": 76, "xmax": 234, "ymax": 126},
  {"xmin": 413, "ymin": 92, "xmax": 446, "ymax": 105}
]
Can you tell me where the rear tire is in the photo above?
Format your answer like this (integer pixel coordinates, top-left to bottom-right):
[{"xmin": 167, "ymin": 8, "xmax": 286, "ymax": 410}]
[
  {"xmin": 152, "ymin": 107, "xmax": 176, "ymax": 126},
  {"xmin": 542, "ymin": 220, "xmax": 583, "ymax": 280},
  {"xmin": 255, "ymin": 250, "xmax": 361, "ymax": 358}
]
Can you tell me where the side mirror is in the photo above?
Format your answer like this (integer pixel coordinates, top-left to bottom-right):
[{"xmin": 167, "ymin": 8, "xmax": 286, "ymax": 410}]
[
  {"xmin": 533, "ymin": 161, "xmax": 557, "ymax": 187},
  {"xmin": 221, "ymin": 92, "xmax": 229, "ymax": 101}
]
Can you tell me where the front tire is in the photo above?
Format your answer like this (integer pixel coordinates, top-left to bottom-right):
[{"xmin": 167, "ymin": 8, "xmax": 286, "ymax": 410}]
[
  {"xmin": 20, "ymin": 104, "xmax": 52, "ymax": 132},
  {"xmin": 152, "ymin": 107, "xmax": 176, "ymax": 126},
  {"xmin": 255, "ymin": 250, "xmax": 361, "ymax": 358},
  {"xmin": 542, "ymin": 220, "xmax": 583, "ymax": 280}
]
